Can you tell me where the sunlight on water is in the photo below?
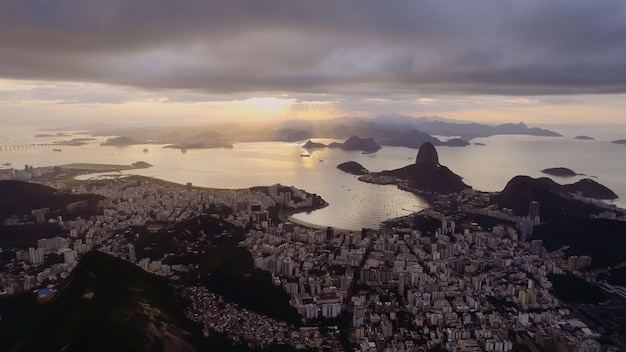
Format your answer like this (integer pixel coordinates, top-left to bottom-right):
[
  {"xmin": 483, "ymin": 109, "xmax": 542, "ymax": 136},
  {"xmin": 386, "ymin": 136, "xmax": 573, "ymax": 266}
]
[{"xmin": 2, "ymin": 130, "xmax": 625, "ymax": 229}]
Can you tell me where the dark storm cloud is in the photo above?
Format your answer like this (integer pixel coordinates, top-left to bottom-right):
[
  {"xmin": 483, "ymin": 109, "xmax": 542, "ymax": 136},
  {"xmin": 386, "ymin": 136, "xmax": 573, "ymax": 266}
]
[{"xmin": 1, "ymin": 0, "xmax": 625, "ymax": 96}]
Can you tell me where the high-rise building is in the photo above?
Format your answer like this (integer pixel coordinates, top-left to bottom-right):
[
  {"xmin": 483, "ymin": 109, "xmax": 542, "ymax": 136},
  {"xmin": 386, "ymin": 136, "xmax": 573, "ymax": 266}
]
[
  {"xmin": 326, "ymin": 226, "xmax": 334, "ymax": 240},
  {"xmin": 528, "ymin": 201, "xmax": 540, "ymax": 224},
  {"xmin": 128, "ymin": 243, "xmax": 136, "ymax": 262},
  {"xmin": 28, "ymin": 247, "xmax": 45, "ymax": 265}
]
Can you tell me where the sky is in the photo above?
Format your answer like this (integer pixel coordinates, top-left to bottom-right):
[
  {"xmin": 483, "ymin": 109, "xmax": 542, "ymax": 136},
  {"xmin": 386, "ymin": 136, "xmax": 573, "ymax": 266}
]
[{"xmin": 1, "ymin": 1, "xmax": 625, "ymax": 127}]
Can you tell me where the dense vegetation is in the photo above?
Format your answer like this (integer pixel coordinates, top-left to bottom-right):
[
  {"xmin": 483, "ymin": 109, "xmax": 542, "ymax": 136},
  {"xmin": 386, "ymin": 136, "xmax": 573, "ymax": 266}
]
[
  {"xmin": 491, "ymin": 176, "xmax": 618, "ymax": 222},
  {"xmin": 123, "ymin": 214, "xmax": 300, "ymax": 325},
  {"xmin": 0, "ymin": 222, "xmax": 67, "ymax": 249},
  {"xmin": 533, "ymin": 219, "xmax": 626, "ymax": 268},
  {"xmin": 548, "ymin": 274, "xmax": 606, "ymax": 304},
  {"xmin": 196, "ymin": 245, "xmax": 301, "ymax": 325},
  {"xmin": 0, "ymin": 180, "xmax": 103, "ymax": 220}
]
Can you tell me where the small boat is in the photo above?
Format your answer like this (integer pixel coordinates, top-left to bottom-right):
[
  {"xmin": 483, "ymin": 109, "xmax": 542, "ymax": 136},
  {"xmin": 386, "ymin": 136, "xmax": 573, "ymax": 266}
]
[
  {"xmin": 53, "ymin": 148, "xmax": 62, "ymax": 152},
  {"xmin": 2, "ymin": 162, "xmax": 11, "ymax": 166},
  {"xmin": 319, "ymin": 159, "xmax": 324, "ymax": 162},
  {"xmin": 181, "ymin": 148, "xmax": 187, "ymax": 154},
  {"xmin": 143, "ymin": 147, "xmax": 149, "ymax": 153},
  {"xmin": 300, "ymin": 154, "xmax": 310, "ymax": 157}
]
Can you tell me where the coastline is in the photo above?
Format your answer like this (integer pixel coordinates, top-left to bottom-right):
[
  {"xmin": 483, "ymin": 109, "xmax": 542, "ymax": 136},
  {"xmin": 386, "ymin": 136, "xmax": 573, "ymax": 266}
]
[{"xmin": 287, "ymin": 215, "xmax": 357, "ymax": 234}]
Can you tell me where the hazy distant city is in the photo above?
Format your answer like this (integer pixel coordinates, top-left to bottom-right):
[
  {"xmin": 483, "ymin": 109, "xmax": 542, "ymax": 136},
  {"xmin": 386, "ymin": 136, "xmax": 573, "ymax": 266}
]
[{"xmin": 2, "ymin": 2, "xmax": 626, "ymax": 352}]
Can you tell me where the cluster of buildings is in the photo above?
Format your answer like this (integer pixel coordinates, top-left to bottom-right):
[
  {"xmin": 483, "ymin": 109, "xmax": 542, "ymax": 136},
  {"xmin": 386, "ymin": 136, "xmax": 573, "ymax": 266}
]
[
  {"xmin": 0, "ymin": 177, "xmax": 310, "ymax": 295},
  {"xmin": 346, "ymin": 216, "xmax": 605, "ymax": 352},
  {"xmin": 0, "ymin": 174, "xmax": 623, "ymax": 351},
  {"xmin": 182, "ymin": 286, "xmax": 342, "ymax": 349},
  {"xmin": 0, "ymin": 165, "xmax": 57, "ymax": 181},
  {"xmin": 242, "ymin": 225, "xmax": 368, "ymax": 320}
]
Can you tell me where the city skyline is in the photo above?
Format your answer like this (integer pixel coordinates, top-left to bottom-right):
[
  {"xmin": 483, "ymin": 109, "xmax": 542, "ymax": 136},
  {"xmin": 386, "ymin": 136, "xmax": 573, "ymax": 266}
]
[{"xmin": 1, "ymin": 1, "xmax": 625, "ymax": 126}]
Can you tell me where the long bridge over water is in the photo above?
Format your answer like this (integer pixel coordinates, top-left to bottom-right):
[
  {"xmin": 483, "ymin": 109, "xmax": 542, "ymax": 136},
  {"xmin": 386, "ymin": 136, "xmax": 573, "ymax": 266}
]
[{"xmin": 0, "ymin": 141, "xmax": 101, "ymax": 152}]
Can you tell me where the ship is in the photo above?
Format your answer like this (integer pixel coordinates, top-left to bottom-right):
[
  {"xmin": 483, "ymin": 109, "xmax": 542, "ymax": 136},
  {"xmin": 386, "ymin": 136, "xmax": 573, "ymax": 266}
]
[
  {"xmin": 300, "ymin": 153, "xmax": 310, "ymax": 157},
  {"xmin": 2, "ymin": 162, "xmax": 11, "ymax": 166}
]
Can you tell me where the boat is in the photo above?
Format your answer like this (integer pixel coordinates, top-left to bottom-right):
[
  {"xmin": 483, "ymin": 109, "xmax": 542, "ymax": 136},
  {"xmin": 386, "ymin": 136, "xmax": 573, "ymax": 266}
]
[
  {"xmin": 2, "ymin": 162, "xmax": 11, "ymax": 166},
  {"xmin": 300, "ymin": 154, "xmax": 310, "ymax": 157},
  {"xmin": 143, "ymin": 147, "xmax": 149, "ymax": 153},
  {"xmin": 181, "ymin": 148, "xmax": 187, "ymax": 154},
  {"xmin": 53, "ymin": 148, "xmax": 62, "ymax": 152}
]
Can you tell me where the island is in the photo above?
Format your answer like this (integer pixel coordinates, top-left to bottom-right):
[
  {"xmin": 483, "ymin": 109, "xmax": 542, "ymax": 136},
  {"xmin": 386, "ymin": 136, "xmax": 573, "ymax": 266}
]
[
  {"xmin": 575, "ymin": 135, "xmax": 594, "ymax": 140},
  {"xmin": 52, "ymin": 138, "xmax": 97, "ymax": 146},
  {"xmin": 302, "ymin": 135, "xmax": 382, "ymax": 153},
  {"xmin": 163, "ymin": 141, "xmax": 233, "ymax": 150},
  {"xmin": 337, "ymin": 161, "xmax": 369, "ymax": 175},
  {"xmin": 59, "ymin": 162, "xmax": 153, "ymax": 172},
  {"xmin": 101, "ymin": 136, "xmax": 140, "ymax": 146},
  {"xmin": 34, "ymin": 132, "xmax": 72, "ymax": 138},
  {"xmin": 541, "ymin": 167, "xmax": 577, "ymax": 177},
  {"xmin": 302, "ymin": 140, "xmax": 326, "ymax": 149},
  {"xmin": 611, "ymin": 139, "xmax": 626, "ymax": 145}
]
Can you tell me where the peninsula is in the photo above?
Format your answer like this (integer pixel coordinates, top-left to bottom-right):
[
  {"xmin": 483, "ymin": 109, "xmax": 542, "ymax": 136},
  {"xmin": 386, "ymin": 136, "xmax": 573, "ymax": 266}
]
[{"xmin": 360, "ymin": 142, "xmax": 470, "ymax": 194}]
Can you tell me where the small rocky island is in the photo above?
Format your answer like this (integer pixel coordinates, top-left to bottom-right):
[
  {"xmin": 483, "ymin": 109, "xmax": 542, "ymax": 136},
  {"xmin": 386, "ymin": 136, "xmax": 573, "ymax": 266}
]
[
  {"xmin": 541, "ymin": 167, "xmax": 577, "ymax": 178},
  {"xmin": 611, "ymin": 139, "xmax": 626, "ymax": 145},
  {"xmin": 337, "ymin": 161, "xmax": 369, "ymax": 175},
  {"xmin": 574, "ymin": 135, "xmax": 594, "ymax": 140},
  {"xmin": 131, "ymin": 161, "xmax": 153, "ymax": 168}
]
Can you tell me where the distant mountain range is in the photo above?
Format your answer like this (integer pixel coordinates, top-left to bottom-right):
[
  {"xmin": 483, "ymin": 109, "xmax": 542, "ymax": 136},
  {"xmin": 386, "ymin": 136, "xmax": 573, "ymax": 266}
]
[{"xmin": 89, "ymin": 115, "xmax": 561, "ymax": 150}]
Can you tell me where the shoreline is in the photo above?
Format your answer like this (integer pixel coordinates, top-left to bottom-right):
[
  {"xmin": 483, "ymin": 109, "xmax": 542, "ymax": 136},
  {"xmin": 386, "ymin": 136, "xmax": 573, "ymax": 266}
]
[{"xmin": 286, "ymin": 215, "xmax": 358, "ymax": 234}]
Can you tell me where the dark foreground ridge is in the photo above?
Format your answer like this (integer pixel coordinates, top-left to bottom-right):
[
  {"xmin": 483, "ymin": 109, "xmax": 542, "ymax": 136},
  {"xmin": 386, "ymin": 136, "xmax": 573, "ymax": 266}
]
[{"xmin": 2, "ymin": 251, "xmax": 207, "ymax": 352}]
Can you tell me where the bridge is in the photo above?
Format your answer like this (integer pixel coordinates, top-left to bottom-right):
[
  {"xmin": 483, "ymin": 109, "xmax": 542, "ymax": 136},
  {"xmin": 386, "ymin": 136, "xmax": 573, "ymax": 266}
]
[{"xmin": 0, "ymin": 141, "xmax": 101, "ymax": 152}]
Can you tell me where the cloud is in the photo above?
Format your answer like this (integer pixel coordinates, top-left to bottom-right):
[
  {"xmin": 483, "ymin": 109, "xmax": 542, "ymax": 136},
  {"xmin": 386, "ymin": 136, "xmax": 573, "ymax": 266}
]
[{"xmin": 0, "ymin": 1, "xmax": 625, "ymax": 96}]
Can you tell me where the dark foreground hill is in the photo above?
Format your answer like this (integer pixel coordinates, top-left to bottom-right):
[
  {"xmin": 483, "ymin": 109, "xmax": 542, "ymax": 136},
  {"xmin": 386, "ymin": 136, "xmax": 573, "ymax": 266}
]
[
  {"xmin": 1, "ymin": 251, "xmax": 209, "ymax": 352},
  {"xmin": 0, "ymin": 180, "xmax": 103, "ymax": 220},
  {"xmin": 376, "ymin": 142, "xmax": 470, "ymax": 194}
]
